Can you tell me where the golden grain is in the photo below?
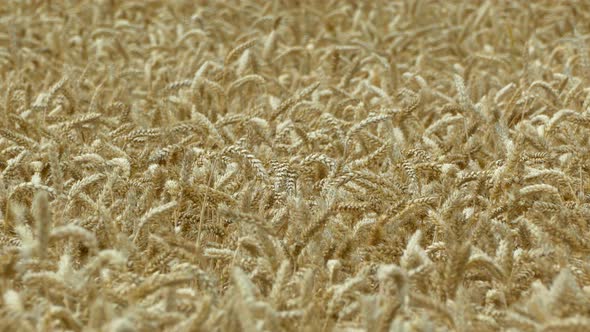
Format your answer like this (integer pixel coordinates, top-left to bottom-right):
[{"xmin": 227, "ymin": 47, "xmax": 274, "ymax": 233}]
[{"xmin": 2, "ymin": 1, "xmax": 590, "ymax": 331}]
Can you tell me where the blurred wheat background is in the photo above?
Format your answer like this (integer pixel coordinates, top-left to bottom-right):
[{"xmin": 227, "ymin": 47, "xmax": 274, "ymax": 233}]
[{"xmin": 1, "ymin": 0, "xmax": 590, "ymax": 331}]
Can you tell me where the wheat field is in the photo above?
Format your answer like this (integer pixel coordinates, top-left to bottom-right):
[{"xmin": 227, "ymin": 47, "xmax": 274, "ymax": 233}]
[{"xmin": 1, "ymin": 0, "xmax": 590, "ymax": 331}]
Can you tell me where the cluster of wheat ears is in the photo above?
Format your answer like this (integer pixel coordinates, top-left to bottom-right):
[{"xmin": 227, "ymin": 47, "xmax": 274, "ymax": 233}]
[{"xmin": 1, "ymin": 0, "xmax": 590, "ymax": 331}]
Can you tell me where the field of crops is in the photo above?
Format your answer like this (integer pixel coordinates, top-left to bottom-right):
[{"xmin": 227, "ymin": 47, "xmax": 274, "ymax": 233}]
[{"xmin": 1, "ymin": 1, "xmax": 590, "ymax": 331}]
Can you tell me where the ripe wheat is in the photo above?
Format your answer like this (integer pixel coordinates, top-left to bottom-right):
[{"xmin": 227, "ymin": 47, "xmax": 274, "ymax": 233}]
[{"xmin": 1, "ymin": 0, "xmax": 590, "ymax": 331}]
